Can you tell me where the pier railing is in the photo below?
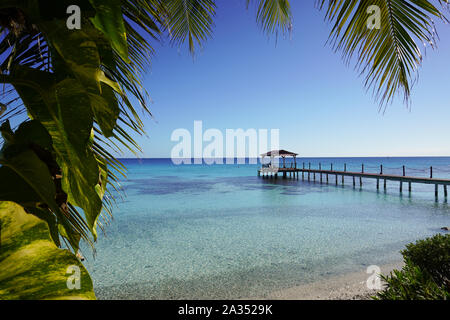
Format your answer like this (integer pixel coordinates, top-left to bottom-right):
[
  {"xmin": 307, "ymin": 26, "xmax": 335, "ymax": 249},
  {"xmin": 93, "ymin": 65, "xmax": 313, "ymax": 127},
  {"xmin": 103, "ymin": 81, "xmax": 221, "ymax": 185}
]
[{"xmin": 258, "ymin": 162, "xmax": 450, "ymax": 198}]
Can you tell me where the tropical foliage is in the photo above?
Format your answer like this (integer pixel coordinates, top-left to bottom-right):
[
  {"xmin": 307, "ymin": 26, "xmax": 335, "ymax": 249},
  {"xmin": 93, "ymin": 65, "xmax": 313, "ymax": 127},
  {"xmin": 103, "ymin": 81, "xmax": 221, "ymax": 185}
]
[
  {"xmin": 0, "ymin": 0, "xmax": 448, "ymax": 299},
  {"xmin": 319, "ymin": 0, "xmax": 448, "ymax": 107},
  {"xmin": 0, "ymin": 201, "xmax": 95, "ymax": 299},
  {"xmin": 375, "ymin": 234, "xmax": 450, "ymax": 300}
]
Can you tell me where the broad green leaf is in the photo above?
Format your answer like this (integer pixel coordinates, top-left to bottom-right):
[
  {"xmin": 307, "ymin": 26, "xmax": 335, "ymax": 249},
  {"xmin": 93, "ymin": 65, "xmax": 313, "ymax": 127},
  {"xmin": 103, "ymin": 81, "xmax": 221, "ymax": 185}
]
[
  {"xmin": 14, "ymin": 120, "xmax": 53, "ymax": 151},
  {"xmin": 0, "ymin": 166, "xmax": 41, "ymax": 206},
  {"xmin": 0, "ymin": 147, "xmax": 78, "ymax": 250},
  {"xmin": 39, "ymin": 20, "xmax": 102, "ymax": 95},
  {"xmin": 0, "ymin": 202, "xmax": 96, "ymax": 300},
  {"xmin": 53, "ymin": 79, "xmax": 103, "ymax": 239},
  {"xmin": 10, "ymin": 67, "xmax": 102, "ymax": 241},
  {"xmin": 89, "ymin": 83, "xmax": 120, "ymax": 137},
  {"xmin": 0, "ymin": 149, "xmax": 58, "ymax": 215},
  {"xmin": 89, "ymin": 0, "xmax": 130, "ymax": 62}
]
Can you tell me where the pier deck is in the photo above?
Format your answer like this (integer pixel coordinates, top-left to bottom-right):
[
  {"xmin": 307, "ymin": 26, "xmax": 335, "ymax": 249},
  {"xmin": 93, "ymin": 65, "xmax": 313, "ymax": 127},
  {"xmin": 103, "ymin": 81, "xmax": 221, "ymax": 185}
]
[{"xmin": 257, "ymin": 167, "xmax": 450, "ymax": 198}]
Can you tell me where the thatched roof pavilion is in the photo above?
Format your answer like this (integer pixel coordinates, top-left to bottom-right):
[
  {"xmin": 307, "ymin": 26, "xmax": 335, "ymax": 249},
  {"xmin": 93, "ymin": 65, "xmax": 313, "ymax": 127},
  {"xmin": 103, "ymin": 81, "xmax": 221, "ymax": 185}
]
[
  {"xmin": 260, "ymin": 149, "xmax": 298, "ymax": 168},
  {"xmin": 260, "ymin": 150, "xmax": 298, "ymax": 157}
]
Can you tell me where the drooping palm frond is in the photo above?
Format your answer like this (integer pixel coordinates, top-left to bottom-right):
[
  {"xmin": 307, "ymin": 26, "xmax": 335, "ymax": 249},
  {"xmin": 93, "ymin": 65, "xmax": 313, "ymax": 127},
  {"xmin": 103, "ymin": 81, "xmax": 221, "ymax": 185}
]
[
  {"xmin": 246, "ymin": 0, "xmax": 293, "ymax": 36},
  {"xmin": 318, "ymin": 0, "xmax": 448, "ymax": 108},
  {"xmin": 161, "ymin": 0, "xmax": 216, "ymax": 55}
]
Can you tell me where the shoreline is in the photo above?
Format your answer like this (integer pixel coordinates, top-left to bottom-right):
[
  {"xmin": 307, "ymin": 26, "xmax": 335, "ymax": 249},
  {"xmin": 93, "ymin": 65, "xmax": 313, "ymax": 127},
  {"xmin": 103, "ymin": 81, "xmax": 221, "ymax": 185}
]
[
  {"xmin": 94, "ymin": 261, "xmax": 405, "ymax": 300},
  {"xmin": 249, "ymin": 261, "xmax": 404, "ymax": 300}
]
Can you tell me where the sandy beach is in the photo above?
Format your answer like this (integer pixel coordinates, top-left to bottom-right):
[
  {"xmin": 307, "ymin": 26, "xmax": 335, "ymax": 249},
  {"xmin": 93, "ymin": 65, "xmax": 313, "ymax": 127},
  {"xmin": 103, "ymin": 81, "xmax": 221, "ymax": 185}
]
[
  {"xmin": 94, "ymin": 261, "xmax": 405, "ymax": 300},
  {"xmin": 252, "ymin": 262, "xmax": 404, "ymax": 300}
]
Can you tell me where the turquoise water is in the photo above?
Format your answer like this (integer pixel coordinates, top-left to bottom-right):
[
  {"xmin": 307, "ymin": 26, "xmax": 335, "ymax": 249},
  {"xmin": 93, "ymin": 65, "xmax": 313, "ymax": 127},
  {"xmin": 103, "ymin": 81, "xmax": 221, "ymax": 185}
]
[{"xmin": 82, "ymin": 157, "xmax": 450, "ymax": 299}]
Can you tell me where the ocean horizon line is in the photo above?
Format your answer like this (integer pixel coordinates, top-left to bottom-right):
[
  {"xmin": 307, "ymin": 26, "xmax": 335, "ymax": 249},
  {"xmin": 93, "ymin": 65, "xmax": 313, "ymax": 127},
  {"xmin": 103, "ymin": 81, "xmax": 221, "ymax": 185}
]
[{"xmin": 117, "ymin": 156, "xmax": 450, "ymax": 160}]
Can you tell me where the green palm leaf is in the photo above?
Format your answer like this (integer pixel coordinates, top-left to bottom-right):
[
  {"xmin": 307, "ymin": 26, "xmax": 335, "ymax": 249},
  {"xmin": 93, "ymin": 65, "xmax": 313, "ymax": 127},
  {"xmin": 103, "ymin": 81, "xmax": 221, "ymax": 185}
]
[
  {"xmin": 247, "ymin": 0, "xmax": 292, "ymax": 36},
  {"xmin": 162, "ymin": 0, "xmax": 216, "ymax": 55},
  {"xmin": 318, "ymin": 0, "xmax": 448, "ymax": 107}
]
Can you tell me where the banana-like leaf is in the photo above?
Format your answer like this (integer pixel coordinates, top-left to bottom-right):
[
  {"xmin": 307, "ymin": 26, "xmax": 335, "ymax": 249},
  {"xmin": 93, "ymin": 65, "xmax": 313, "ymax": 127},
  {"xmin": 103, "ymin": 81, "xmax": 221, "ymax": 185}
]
[
  {"xmin": 89, "ymin": 0, "xmax": 130, "ymax": 62},
  {"xmin": 0, "ymin": 201, "xmax": 96, "ymax": 300},
  {"xmin": 0, "ymin": 120, "xmax": 86, "ymax": 250},
  {"xmin": 10, "ymin": 67, "xmax": 102, "ymax": 242},
  {"xmin": 89, "ymin": 83, "xmax": 121, "ymax": 138},
  {"xmin": 0, "ymin": 166, "xmax": 41, "ymax": 206},
  {"xmin": 39, "ymin": 20, "xmax": 102, "ymax": 95}
]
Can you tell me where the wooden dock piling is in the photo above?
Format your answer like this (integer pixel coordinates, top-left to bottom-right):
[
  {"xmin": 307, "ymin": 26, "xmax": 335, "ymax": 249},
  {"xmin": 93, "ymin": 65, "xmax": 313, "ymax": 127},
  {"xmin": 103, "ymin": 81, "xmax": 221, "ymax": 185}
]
[{"xmin": 258, "ymin": 160, "xmax": 450, "ymax": 200}]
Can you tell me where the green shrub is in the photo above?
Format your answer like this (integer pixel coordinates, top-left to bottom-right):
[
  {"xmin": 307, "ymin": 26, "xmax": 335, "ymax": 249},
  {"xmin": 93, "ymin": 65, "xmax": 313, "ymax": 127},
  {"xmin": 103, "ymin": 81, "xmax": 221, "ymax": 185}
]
[
  {"xmin": 401, "ymin": 233, "xmax": 450, "ymax": 289},
  {"xmin": 375, "ymin": 234, "xmax": 450, "ymax": 300},
  {"xmin": 375, "ymin": 265, "xmax": 449, "ymax": 300}
]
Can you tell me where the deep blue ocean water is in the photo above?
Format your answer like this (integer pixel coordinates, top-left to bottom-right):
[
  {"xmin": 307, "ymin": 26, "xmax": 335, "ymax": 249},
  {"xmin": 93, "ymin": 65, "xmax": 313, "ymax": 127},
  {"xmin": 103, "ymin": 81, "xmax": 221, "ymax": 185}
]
[{"xmin": 82, "ymin": 157, "xmax": 450, "ymax": 299}]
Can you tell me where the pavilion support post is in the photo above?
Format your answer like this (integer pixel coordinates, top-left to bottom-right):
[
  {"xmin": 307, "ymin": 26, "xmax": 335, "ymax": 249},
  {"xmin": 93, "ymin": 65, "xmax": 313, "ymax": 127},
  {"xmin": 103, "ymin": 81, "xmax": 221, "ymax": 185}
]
[
  {"xmin": 408, "ymin": 182, "xmax": 412, "ymax": 192},
  {"xmin": 435, "ymin": 184, "xmax": 438, "ymax": 198},
  {"xmin": 360, "ymin": 177, "xmax": 362, "ymax": 187},
  {"xmin": 444, "ymin": 185, "xmax": 448, "ymax": 198},
  {"xmin": 376, "ymin": 179, "xmax": 380, "ymax": 190},
  {"xmin": 384, "ymin": 179, "xmax": 387, "ymax": 190},
  {"xmin": 353, "ymin": 176, "xmax": 355, "ymax": 188},
  {"xmin": 335, "ymin": 175, "xmax": 338, "ymax": 185},
  {"xmin": 341, "ymin": 175, "xmax": 344, "ymax": 185},
  {"xmin": 400, "ymin": 181, "xmax": 403, "ymax": 193},
  {"xmin": 326, "ymin": 174, "xmax": 329, "ymax": 184}
]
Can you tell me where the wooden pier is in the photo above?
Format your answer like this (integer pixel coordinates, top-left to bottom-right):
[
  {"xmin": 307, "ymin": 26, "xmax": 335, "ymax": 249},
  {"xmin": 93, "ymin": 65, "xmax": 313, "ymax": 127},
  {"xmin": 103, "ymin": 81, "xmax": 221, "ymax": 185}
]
[
  {"xmin": 258, "ymin": 166, "xmax": 450, "ymax": 198},
  {"xmin": 257, "ymin": 150, "xmax": 450, "ymax": 199}
]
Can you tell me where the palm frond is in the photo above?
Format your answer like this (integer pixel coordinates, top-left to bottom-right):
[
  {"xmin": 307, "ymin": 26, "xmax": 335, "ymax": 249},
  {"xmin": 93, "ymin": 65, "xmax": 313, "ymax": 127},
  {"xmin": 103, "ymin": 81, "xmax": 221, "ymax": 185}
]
[
  {"xmin": 318, "ymin": 0, "xmax": 448, "ymax": 107},
  {"xmin": 161, "ymin": 0, "xmax": 216, "ymax": 55},
  {"xmin": 247, "ymin": 0, "xmax": 293, "ymax": 36}
]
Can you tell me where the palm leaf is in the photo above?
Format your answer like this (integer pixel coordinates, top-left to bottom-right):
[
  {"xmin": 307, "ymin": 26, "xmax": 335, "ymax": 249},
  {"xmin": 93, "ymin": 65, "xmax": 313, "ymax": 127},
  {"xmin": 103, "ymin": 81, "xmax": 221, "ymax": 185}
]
[
  {"xmin": 318, "ymin": 0, "xmax": 448, "ymax": 107},
  {"xmin": 247, "ymin": 0, "xmax": 293, "ymax": 36},
  {"xmin": 161, "ymin": 0, "xmax": 216, "ymax": 55}
]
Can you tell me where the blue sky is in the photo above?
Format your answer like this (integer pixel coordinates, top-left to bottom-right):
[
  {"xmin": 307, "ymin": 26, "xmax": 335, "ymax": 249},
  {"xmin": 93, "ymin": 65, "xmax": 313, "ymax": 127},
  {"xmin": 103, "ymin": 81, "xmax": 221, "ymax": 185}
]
[{"xmin": 123, "ymin": 0, "xmax": 450, "ymax": 158}]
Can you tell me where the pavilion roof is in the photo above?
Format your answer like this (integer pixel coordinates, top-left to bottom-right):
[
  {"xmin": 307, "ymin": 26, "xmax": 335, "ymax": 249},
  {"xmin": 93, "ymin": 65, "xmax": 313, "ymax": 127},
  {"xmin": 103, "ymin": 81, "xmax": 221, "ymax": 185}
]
[{"xmin": 260, "ymin": 149, "xmax": 298, "ymax": 157}]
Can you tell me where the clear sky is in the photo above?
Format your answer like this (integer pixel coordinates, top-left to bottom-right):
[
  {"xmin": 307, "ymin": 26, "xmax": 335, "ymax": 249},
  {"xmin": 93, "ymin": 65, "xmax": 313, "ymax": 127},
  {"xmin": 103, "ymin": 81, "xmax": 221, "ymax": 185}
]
[{"xmin": 123, "ymin": 0, "xmax": 450, "ymax": 158}]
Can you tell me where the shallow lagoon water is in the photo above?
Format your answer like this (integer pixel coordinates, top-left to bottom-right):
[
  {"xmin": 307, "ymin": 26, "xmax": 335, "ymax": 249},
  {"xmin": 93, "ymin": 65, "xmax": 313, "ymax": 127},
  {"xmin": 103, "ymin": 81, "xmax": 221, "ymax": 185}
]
[{"xmin": 82, "ymin": 158, "xmax": 450, "ymax": 299}]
